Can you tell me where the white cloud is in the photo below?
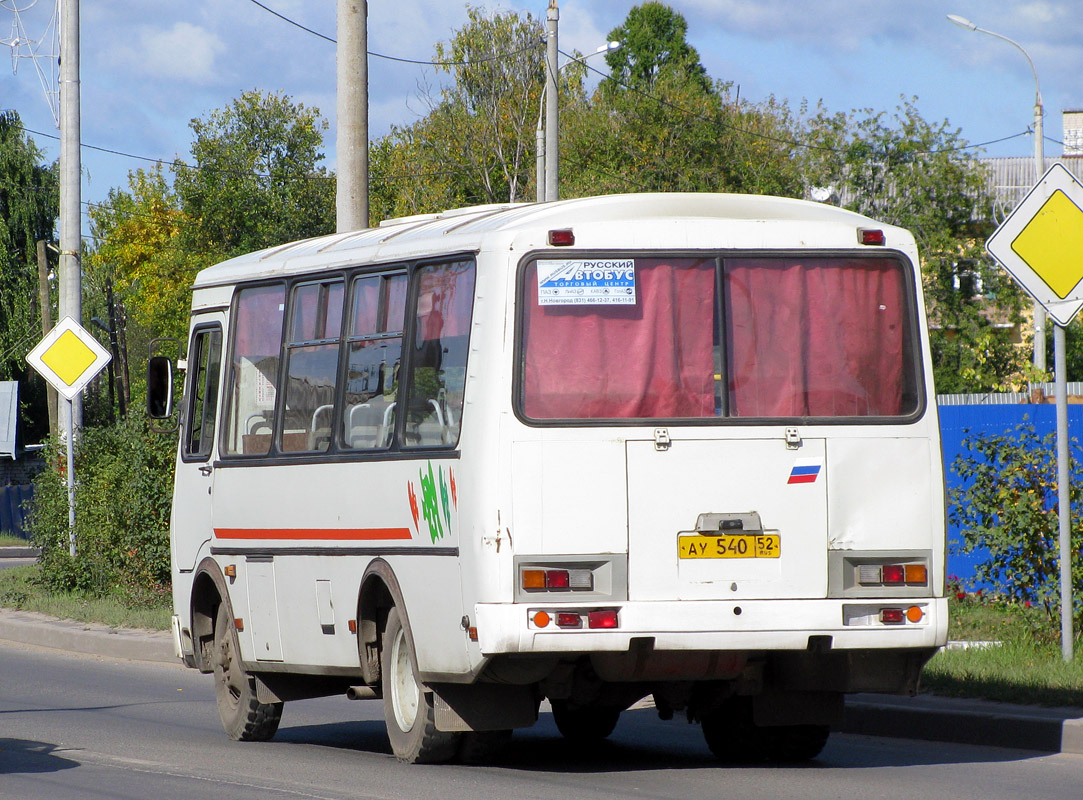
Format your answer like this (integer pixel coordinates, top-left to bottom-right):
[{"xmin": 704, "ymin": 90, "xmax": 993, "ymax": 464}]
[{"xmin": 114, "ymin": 22, "xmax": 226, "ymax": 85}]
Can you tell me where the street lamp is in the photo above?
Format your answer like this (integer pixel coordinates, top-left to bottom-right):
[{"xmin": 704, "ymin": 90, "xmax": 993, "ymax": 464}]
[
  {"xmin": 535, "ymin": 39, "xmax": 621, "ymax": 203},
  {"xmin": 948, "ymin": 13, "xmax": 1047, "ymax": 372}
]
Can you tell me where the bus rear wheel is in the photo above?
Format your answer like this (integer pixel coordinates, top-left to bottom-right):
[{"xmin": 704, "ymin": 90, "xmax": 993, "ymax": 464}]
[
  {"xmin": 701, "ymin": 697, "xmax": 829, "ymax": 763},
  {"xmin": 213, "ymin": 603, "xmax": 283, "ymax": 741},
  {"xmin": 551, "ymin": 700, "xmax": 621, "ymax": 743},
  {"xmin": 382, "ymin": 607, "xmax": 459, "ymax": 763}
]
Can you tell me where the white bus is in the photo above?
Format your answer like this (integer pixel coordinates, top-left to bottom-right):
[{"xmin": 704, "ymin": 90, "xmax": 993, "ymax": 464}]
[{"xmin": 149, "ymin": 193, "xmax": 947, "ymax": 764}]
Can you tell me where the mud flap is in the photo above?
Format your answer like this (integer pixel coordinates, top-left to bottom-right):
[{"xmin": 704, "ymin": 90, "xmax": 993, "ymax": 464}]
[{"xmin": 431, "ymin": 683, "xmax": 538, "ymax": 732}]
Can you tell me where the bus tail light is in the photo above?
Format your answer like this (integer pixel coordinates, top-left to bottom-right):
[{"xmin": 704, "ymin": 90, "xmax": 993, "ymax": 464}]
[
  {"xmin": 521, "ymin": 567, "xmax": 594, "ymax": 592},
  {"xmin": 548, "ymin": 228, "xmax": 575, "ymax": 246},
  {"xmin": 855, "ymin": 561, "xmax": 929, "ymax": 588},
  {"xmin": 588, "ymin": 610, "xmax": 618, "ymax": 629},
  {"xmin": 880, "ymin": 608, "xmax": 904, "ymax": 624},
  {"xmin": 556, "ymin": 612, "xmax": 581, "ymax": 628}
]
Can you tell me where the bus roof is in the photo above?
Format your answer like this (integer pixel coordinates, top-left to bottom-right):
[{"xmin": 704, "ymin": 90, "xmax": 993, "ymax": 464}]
[{"xmin": 192, "ymin": 192, "xmax": 909, "ymax": 289}]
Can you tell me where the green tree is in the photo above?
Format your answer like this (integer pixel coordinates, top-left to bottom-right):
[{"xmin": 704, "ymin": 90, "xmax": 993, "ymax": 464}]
[
  {"xmin": 601, "ymin": 1, "xmax": 709, "ymax": 94},
  {"xmin": 372, "ymin": 6, "xmax": 547, "ymax": 214},
  {"xmin": 30, "ymin": 413, "xmax": 176, "ymax": 606},
  {"xmin": 172, "ymin": 89, "xmax": 335, "ymax": 259},
  {"xmin": 0, "ymin": 110, "xmax": 59, "ymax": 443},
  {"xmin": 950, "ymin": 422, "xmax": 1083, "ymax": 638},
  {"xmin": 87, "ymin": 166, "xmax": 191, "ymax": 354}
]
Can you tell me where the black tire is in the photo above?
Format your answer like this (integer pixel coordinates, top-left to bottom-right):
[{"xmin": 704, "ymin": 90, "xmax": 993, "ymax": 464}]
[
  {"xmin": 213, "ymin": 603, "xmax": 283, "ymax": 741},
  {"xmin": 457, "ymin": 729, "xmax": 513, "ymax": 764},
  {"xmin": 382, "ymin": 607, "xmax": 460, "ymax": 763},
  {"xmin": 702, "ymin": 697, "xmax": 829, "ymax": 763},
  {"xmin": 551, "ymin": 700, "xmax": 621, "ymax": 743},
  {"xmin": 760, "ymin": 724, "xmax": 830, "ymax": 762},
  {"xmin": 701, "ymin": 699, "xmax": 760, "ymax": 763}
]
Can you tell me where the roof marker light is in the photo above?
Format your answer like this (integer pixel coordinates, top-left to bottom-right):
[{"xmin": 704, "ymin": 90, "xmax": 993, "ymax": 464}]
[
  {"xmin": 858, "ymin": 228, "xmax": 886, "ymax": 246},
  {"xmin": 548, "ymin": 228, "xmax": 575, "ymax": 246}
]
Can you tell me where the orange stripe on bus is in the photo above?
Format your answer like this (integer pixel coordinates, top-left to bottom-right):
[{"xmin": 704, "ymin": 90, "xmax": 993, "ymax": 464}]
[{"xmin": 213, "ymin": 528, "xmax": 413, "ymax": 541}]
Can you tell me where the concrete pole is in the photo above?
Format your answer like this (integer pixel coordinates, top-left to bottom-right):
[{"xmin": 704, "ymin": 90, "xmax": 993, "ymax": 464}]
[
  {"xmin": 544, "ymin": 0, "xmax": 559, "ymax": 202},
  {"xmin": 336, "ymin": 0, "xmax": 369, "ymax": 231},
  {"xmin": 59, "ymin": 0, "xmax": 82, "ymax": 437}
]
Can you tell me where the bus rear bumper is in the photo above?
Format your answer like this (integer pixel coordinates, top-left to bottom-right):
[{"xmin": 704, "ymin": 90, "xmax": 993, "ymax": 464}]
[{"xmin": 474, "ymin": 597, "xmax": 948, "ymax": 657}]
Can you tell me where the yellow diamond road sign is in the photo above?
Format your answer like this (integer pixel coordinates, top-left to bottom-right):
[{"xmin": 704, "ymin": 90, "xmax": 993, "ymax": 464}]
[
  {"xmin": 987, "ymin": 162, "xmax": 1083, "ymax": 326},
  {"xmin": 27, "ymin": 317, "xmax": 112, "ymax": 400}
]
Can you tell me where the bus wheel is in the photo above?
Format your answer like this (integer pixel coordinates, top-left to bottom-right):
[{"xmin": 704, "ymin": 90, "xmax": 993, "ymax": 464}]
[
  {"xmin": 382, "ymin": 607, "xmax": 459, "ymax": 763},
  {"xmin": 213, "ymin": 603, "xmax": 282, "ymax": 741},
  {"xmin": 457, "ymin": 729, "xmax": 513, "ymax": 764},
  {"xmin": 550, "ymin": 700, "xmax": 621, "ymax": 743},
  {"xmin": 760, "ymin": 725, "xmax": 830, "ymax": 762}
]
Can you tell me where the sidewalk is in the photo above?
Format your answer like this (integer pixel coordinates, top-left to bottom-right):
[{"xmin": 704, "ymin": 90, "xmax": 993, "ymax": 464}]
[{"xmin": 2, "ymin": 547, "xmax": 1082, "ymax": 754}]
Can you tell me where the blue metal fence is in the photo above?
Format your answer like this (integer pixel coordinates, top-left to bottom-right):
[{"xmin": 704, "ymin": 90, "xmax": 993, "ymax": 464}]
[
  {"xmin": 939, "ymin": 403, "xmax": 1083, "ymax": 587},
  {"xmin": 0, "ymin": 484, "xmax": 34, "ymax": 541}
]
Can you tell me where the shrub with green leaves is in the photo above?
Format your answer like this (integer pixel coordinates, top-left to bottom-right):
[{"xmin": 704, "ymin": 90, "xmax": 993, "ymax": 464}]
[
  {"xmin": 28, "ymin": 414, "xmax": 177, "ymax": 607},
  {"xmin": 950, "ymin": 421, "xmax": 1083, "ymax": 637}
]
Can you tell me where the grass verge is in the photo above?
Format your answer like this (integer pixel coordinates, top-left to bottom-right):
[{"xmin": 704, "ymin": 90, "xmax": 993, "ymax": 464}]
[
  {"xmin": 920, "ymin": 596, "xmax": 1083, "ymax": 707},
  {"xmin": 0, "ymin": 563, "xmax": 171, "ymax": 631},
  {"xmin": 0, "ymin": 534, "xmax": 32, "ymax": 547}
]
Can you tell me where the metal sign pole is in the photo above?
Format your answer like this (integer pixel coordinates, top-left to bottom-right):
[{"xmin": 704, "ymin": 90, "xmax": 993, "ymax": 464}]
[
  {"xmin": 1055, "ymin": 324, "xmax": 1074, "ymax": 661},
  {"xmin": 66, "ymin": 397, "xmax": 76, "ymax": 558}
]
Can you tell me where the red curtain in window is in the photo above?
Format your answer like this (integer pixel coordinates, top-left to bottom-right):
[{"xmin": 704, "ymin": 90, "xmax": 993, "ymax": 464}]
[
  {"xmin": 523, "ymin": 259, "xmax": 715, "ymax": 419},
  {"xmin": 235, "ymin": 284, "xmax": 285, "ymax": 358},
  {"xmin": 725, "ymin": 258, "xmax": 907, "ymax": 417}
]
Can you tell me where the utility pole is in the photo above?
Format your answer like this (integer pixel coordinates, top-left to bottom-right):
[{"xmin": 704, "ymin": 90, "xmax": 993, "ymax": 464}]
[
  {"xmin": 58, "ymin": 0, "xmax": 81, "ymax": 439},
  {"xmin": 1032, "ymin": 94, "xmax": 1046, "ymax": 372},
  {"xmin": 35, "ymin": 241, "xmax": 58, "ymax": 440},
  {"xmin": 336, "ymin": 0, "xmax": 369, "ymax": 231},
  {"xmin": 544, "ymin": 0, "xmax": 559, "ymax": 202}
]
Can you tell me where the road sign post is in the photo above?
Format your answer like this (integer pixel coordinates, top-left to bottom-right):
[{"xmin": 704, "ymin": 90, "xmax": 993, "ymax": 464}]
[
  {"xmin": 26, "ymin": 317, "xmax": 111, "ymax": 557},
  {"xmin": 987, "ymin": 162, "xmax": 1083, "ymax": 662}
]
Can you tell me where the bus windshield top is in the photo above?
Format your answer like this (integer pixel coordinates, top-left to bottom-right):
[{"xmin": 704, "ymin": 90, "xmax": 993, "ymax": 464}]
[{"xmin": 519, "ymin": 254, "xmax": 921, "ymax": 422}]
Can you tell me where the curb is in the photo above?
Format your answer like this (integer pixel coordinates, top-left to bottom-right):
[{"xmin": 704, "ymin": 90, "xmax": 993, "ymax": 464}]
[
  {"xmin": 0, "ymin": 545, "xmax": 40, "ymax": 558},
  {"xmin": 1, "ymin": 606, "xmax": 1081, "ymax": 754},
  {"xmin": 842, "ymin": 693, "xmax": 1083, "ymax": 754},
  {"xmin": 0, "ymin": 608, "xmax": 177, "ymax": 664}
]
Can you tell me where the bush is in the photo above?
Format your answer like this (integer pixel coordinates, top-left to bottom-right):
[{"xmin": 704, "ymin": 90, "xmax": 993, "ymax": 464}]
[
  {"xmin": 950, "ymin": 421, "xmax": 1083, "ymax": 639},
  {"xmin": 28, "ymin": 414, "xmax": 177, "ymax": 607}
]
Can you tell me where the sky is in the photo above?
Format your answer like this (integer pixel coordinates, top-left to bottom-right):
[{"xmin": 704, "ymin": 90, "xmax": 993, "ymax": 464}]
[{"xmin": 3, "ymin": 0, "xmax": 1082, "ymax": 235}]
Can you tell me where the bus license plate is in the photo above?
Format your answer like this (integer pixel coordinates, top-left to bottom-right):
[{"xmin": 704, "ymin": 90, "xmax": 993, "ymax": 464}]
[{"xmin": 678, "ymin": 533, "xmax": 781, "ymax": 559}]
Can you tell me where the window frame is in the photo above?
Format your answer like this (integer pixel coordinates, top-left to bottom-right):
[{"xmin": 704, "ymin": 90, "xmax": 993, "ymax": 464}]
[
  {"xmin": 216, "ymin": 254, "xmax": 477, "ymax": 464},
  {"xmin": 180, "ymin": 322, "xmax": 224, "ymax": 463},
  {"xmin": 513, "ymin": 248, "xmax": 927, "ymax": 428}
]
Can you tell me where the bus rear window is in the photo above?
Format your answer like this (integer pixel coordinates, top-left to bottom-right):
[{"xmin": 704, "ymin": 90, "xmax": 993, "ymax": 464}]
[{"xmin": 519, "ymin": 255, "xmax": 919, "ymax": 422}]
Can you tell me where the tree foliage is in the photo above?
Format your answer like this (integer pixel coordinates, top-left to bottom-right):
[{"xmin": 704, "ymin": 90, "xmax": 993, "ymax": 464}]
[
  {"xmin": 29, "ymin": 413, "xmax": 177, "ymax": 606},
  {"xmin": 601, "ymin": 1, "xmax": 709, "ymax": 95},
  {"xmin": 0, "ymin": 110, "xmax": 59, "ymax": 442},
  {"xmin": 172, "ymin": 89, "xmax": 335, "ymax": 260},
  {"xmin": 950, "ymin": 422, "xmax": 1083, "ymax": 637},
  {"xmin": 371, "ymin": 6, "xmax": 547, "ymax": 214}
]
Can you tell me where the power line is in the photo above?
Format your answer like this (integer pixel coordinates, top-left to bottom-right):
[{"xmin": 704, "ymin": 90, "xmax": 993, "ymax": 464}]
[{"xmin": 243, "ymin": 0, "xmax": 541, "ymax": 66}]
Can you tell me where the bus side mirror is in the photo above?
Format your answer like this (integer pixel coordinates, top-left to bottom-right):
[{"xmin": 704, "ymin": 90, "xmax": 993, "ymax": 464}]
[{"xmin": 147, "ymin": 356, "xmax": 174, "ymax": 418}]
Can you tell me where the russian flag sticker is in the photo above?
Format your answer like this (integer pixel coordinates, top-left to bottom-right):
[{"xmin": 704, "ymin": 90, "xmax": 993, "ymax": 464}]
[{"xmin": 787, "ymin": 457, "xmax": 823, "ymax": 485}]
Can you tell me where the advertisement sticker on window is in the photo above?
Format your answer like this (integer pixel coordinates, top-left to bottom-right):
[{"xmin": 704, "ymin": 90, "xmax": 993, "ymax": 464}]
[{"xmin": 537, "ymin": 259, "xmax": 637, "ymax": 306}]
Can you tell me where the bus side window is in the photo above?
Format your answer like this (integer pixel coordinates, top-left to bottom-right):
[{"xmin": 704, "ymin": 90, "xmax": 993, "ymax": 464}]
[
  {"xmin": 281, "ymin": 280, "xmax": 345, "ymax": 453},
  {"xmin": 404, "ymin": 260, "xmax": 475, "ymax": 448},
  {"xmin": 341, "ymin": 272, "xmax": 406, "ymax": 450},
  {"xmin": 222, "ymin": 284, "xmax": 286, "ymax": 456},
  {"xmin": 184, "ymin": 326, "xmax": 222, "ymax": 460}
]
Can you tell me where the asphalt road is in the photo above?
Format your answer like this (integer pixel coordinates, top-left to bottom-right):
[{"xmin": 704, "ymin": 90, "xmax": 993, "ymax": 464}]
[{"xmin": 2, "ymin": 640, "xmax": 1082, "ymax": 800}]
